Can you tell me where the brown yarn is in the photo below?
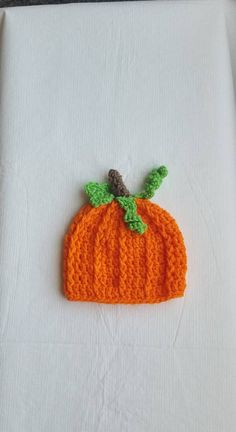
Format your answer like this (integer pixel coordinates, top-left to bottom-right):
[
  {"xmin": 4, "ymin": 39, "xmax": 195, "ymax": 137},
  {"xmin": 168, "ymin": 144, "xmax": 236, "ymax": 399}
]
[{"xmin": 108, "ymin": 169, "xmax": 130, "ymax": 197}]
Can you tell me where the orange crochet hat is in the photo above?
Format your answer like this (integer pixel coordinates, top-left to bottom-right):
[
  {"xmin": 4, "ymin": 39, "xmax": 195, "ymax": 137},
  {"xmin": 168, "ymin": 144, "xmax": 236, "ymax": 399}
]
[{"xmin": 63, "ymin": 167, "xmax": 187, "ymax": 304}]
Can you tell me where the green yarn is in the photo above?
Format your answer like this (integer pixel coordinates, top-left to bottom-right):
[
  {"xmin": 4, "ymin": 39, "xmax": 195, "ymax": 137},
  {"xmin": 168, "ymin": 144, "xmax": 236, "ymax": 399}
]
[
  {"xmin": 137, "ymin": 166, "xmax": 168, "ymax": 199},
  {"xmin": 116, "ymin": 196, "xmax": 147, "ymax": 234},
  {"xmin": 85, "ymin": 182, "xmax": 114, "ymax": 207},
  {"xmin": 84, "ymin": 166, "xmax": 168, "ymax": 234}
]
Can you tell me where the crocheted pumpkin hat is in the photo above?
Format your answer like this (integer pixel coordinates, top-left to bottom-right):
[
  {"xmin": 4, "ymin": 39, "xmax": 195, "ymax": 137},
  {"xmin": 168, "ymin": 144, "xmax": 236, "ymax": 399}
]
[{"xmin": 63, "ymin": 167, "xmax": 187, "ymax": 304}]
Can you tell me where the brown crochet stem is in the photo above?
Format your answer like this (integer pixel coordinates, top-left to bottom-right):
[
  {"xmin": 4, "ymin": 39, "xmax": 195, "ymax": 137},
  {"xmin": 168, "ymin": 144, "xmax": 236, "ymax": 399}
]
[{"xmin": 108, "ymin": 169, "xmax": 130, "ymax": 197}]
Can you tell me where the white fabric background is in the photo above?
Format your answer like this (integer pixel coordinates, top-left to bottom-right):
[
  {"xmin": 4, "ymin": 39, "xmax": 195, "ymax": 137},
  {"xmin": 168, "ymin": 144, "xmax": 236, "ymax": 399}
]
[{"xmin": 0, "ymin": 1, "xmax": 236, "ymax": 431}]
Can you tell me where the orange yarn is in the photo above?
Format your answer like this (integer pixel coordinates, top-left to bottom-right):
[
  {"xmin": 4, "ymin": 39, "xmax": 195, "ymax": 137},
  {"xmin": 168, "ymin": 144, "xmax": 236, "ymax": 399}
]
[{"xmin": 63, "ymin": 199, "xmax": 187, "ymax": 304}]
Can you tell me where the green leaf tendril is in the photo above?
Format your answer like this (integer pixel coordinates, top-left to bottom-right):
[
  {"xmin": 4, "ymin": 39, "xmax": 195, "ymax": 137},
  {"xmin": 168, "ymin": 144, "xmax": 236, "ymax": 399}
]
[
  {"xmin": 137, "ymin": 166, "xmax": 168, "ymax": 199},
  {"xmin": 116, "ymin": 196, "xmax": 147, "ymax": 234}
]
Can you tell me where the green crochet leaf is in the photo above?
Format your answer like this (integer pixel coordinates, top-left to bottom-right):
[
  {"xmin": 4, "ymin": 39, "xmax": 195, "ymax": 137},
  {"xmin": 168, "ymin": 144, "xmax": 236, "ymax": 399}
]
[
  {"xmin": 84, "ymin": 182, "xmax": 114, "ymax": 207},
  {"xmin": 116, "ymin": 196, "xmax": 147, "ymax": 234}
]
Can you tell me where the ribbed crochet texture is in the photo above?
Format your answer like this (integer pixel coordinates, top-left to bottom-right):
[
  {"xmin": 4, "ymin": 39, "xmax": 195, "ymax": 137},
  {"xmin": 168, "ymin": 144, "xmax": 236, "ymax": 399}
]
[{"xmin": 63, "ymin": 167, "xmax": 187, "ymax": 304}]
